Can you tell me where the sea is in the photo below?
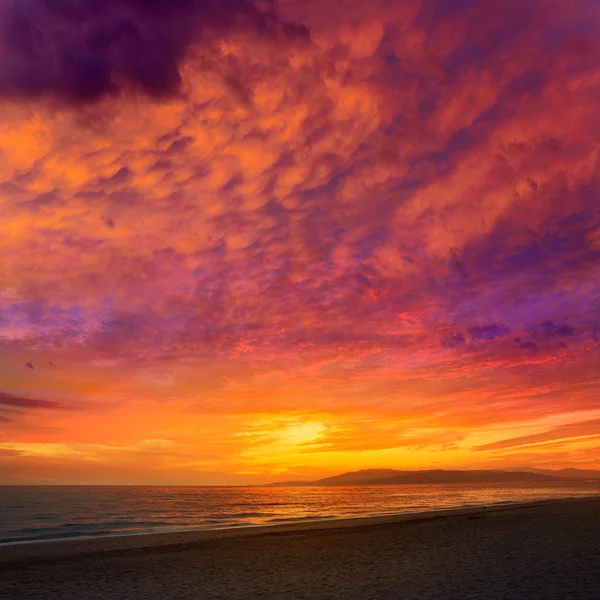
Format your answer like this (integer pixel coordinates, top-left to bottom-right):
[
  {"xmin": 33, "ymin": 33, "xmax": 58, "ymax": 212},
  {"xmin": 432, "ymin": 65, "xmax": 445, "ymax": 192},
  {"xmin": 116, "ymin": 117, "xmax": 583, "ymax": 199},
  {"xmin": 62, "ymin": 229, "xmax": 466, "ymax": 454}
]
[{"xmin": 1, "ymin": 482, "xmax": 599, "ymax": 545}]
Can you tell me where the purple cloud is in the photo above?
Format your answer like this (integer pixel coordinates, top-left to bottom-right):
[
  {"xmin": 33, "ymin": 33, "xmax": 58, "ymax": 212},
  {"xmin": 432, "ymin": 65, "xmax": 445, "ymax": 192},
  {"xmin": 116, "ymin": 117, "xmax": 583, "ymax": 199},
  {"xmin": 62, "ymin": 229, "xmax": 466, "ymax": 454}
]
[
  {"xmin": 441, "ymin": 332, "xmax": 466, "ymax": 349},
  {"xmin": 515, "ymin": 338, "xmax": 538, "ymax": 352},
  {"xmin": 0, "ymin": 0, "xmax": 309, "ymax": 103},
  {"xmin": 468, "ymin": 324, "xmax": 511, "ymax": 342},
  {"xmin": 534, "ymin": 321, "xmax": 575, "ymax": 339}
]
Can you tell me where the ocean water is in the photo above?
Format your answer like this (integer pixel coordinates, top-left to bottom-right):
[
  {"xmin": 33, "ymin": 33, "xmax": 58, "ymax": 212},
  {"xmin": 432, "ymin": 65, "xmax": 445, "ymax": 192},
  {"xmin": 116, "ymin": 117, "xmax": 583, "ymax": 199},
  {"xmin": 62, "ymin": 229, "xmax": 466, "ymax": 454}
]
[{"xmin": 1, "ymin": 483, "xmax": 598, "ymax": 544}]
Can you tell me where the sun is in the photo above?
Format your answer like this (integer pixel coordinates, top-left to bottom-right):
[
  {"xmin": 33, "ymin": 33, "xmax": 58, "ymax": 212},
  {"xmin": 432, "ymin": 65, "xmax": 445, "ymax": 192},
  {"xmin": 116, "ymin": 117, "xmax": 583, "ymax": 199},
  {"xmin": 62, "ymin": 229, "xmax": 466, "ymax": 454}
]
[{"xmin": 278, "ymin": 422, "xmax": 325, "ymax": 446}]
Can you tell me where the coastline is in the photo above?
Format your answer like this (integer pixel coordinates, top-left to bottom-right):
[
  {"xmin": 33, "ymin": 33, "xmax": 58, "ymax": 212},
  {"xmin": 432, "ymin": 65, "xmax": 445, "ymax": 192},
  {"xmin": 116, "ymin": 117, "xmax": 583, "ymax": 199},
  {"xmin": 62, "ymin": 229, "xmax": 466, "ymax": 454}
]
[
  {"xmin": 2, "ymin": 494, "xmax": 599, "ymax": 563},
  {"xmin": 3, "ymin": 496, "xmax": 600, "ymax": 600}
]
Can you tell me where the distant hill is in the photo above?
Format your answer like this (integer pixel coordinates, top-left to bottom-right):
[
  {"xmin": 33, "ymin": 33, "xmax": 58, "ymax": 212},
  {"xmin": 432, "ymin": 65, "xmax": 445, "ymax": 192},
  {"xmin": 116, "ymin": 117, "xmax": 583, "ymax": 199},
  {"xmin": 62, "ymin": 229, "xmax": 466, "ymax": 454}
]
[
  {"xmin": 267, "ymin": 468, "xmax": 600, "ymax": 486},
  {"xmin": 316, "ymin": 469, "xmax": 404, "ymax": 485},
  {"xmin": 507, "ymin": 467, "xmax": 600, "ymax": 481}
]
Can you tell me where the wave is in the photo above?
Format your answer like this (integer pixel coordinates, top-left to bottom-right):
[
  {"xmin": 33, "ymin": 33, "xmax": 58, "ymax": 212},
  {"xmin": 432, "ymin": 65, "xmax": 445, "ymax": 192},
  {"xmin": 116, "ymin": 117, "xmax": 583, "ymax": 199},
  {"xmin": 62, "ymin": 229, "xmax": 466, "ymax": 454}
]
[
  {"xmin": 2, "ymin": 484, "xmax": 598, "ymax": 545},
  {"xmin": 266, "ymin": 515, "xmax": 336, "ymax": 523},
  {"xmin": 1, "ymin": 520, "xmax": 188, "ymax": 543},
  {"xmin": 202, "ymin": 512, "xmax": 263, "ymax": 520},
  {"xmin": 0, "ymin": 530, "xmax": 117, "ymax": 544}
]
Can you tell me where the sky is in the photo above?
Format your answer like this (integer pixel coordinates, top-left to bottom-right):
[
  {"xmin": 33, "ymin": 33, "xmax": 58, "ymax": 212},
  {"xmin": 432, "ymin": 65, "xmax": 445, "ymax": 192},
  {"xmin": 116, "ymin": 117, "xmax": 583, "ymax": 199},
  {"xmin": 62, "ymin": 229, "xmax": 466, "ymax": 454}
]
[{"xmin": 1, "ymin": 0, "xmax": 600, "ymax": 485}]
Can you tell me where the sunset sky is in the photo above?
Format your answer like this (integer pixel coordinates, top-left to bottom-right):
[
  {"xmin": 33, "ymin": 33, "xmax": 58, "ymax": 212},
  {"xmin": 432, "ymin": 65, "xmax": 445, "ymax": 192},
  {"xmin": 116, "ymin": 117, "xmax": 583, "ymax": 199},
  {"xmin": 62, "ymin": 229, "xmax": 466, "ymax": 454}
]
[{"xmin": 1, "ymin": 0, "xmax": 600, "ymax": 484}]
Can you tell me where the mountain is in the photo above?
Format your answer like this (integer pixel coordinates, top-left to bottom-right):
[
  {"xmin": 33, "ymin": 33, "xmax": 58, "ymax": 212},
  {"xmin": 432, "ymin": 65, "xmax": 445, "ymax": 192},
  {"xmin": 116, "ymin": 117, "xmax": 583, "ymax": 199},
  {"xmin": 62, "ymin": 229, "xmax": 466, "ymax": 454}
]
[
  {"xmin": 267, "ymin": 468, "xmax": 600, "ymax": 486},
  {"xmin": 316, "ymin": 469, "xmax": 405, "ymax": 485},
  {"xmin": 360, "ymin": 470, "xmax": 562, "ymax": 485},
  {"xmin": 507, "ymin": 467, "xmax": 600, "ymax": 480}
]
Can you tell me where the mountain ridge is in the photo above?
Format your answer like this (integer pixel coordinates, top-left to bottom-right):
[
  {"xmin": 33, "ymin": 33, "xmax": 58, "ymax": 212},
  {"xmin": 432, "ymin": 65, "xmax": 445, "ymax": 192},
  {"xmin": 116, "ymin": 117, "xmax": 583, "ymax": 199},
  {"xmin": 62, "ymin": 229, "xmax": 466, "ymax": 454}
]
[{"xmin": 267, "ymin": 468, "xmax": 600, "ymax": 486}]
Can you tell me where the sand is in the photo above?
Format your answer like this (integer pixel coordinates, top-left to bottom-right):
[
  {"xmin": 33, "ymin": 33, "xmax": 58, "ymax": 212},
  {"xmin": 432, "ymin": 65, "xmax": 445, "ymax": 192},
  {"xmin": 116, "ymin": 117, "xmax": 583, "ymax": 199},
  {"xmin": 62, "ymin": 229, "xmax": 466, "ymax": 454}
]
[{"xmin": 1, "ymin": 496, "xmax": 600, "ymax": 599}]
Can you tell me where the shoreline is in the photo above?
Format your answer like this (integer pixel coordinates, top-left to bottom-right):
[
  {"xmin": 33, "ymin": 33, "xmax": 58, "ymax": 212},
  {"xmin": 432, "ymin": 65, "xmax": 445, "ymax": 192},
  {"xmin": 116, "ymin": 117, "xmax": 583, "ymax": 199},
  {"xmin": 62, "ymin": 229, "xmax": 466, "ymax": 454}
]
[
  {"xmin": 2, "ymin": 494, "xmax": 599, "ymax": 563},
  {"xmin": 4, "ymin": 496, "xmax": 600, "ymax": 599}
]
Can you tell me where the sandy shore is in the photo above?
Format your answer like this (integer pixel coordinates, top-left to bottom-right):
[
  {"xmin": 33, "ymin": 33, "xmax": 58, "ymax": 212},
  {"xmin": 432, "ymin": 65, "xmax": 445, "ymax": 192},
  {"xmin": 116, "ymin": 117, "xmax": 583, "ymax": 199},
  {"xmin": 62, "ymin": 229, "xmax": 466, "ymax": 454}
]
[{"xmin": 2, "ymin": 496, "xmax": 600, "ymax": 599}]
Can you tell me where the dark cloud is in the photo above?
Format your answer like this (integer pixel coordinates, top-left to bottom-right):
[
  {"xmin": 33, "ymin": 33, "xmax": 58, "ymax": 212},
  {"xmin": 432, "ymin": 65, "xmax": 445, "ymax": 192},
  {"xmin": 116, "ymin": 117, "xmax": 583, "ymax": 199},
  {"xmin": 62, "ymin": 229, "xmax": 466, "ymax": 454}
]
[
  {"xmin": 441, "ymin": 332, "xmax": 466, "ymax": 349},
  {"xmin": 468, "ymin": 324, "xmax": 510, "ymax": 342},
  {"xmin": 0, "ymin": 448, "xmax": 21, "ymax": 456},
  {"xmin": 515, "ymin": 338, "xmax": 538, "ymax": 352},
  {"xmin": 16, "ymin": 190, "xmax": 65, "ymax": 214},
  {"xmin": 534, "ymin": 321, "xmax": 575, "ymax": 339},
  {"xmin": 0, "ymin": 391, "xmax": 69, "ymax": 410},
  {"xmin": 98, "ymin": 167, "xmax": 132, "ymax": 186},
  {"xmin": 0, "ymin": 0, "xmax": 309, "ymax": 104}
]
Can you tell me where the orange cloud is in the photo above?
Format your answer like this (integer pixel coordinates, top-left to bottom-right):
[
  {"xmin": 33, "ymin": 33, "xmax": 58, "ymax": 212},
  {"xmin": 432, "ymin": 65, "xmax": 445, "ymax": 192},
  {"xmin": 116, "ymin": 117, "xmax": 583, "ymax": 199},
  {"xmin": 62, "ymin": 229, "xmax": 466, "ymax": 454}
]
[{"xmin": 1, "ymin": 0, "xmax": 600, "ymax": 482}]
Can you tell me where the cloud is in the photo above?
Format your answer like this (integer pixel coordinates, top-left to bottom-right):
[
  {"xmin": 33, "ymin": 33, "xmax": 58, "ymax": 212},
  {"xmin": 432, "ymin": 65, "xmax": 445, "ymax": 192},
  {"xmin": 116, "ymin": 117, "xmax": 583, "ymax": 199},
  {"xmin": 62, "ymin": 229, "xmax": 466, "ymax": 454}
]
[
  {"xmin": 0, "ymin": 391, "xmax": 70, "ymax": 410},
  {"xmin": 102, "ymin": 216, "xmax": 116, "ymax": 229},
  {"xmin": 468, "ymin": 324, "xmax": 511, "ymax": 342},
  {"xmin": 1, "ymin": 0, "xmax": 600, "ymax": 480},
  {"xmin": 514, "ymin": 339, "xmax": 538, "ymax": 352},
  {"xmin": 299, "ymin": 423, "xmax": 465, "ymax": 454},
  {"xmin": 0, "ymin": 0, "xmax": 309, "ymax": 104},
  {"xmin": 0, "ymin": 448, "xmax": 21, "ymax": 456},
  {"xmin": 441, "ymin": 332, "xmax": 466, "ymax": 349},
  {"xmin": 533, "ymin": 321, "xmax": 575, "ymax": 339},
  {"xmin": 474, "ymin": 418, "xmax": 600, "ymax": 452}
]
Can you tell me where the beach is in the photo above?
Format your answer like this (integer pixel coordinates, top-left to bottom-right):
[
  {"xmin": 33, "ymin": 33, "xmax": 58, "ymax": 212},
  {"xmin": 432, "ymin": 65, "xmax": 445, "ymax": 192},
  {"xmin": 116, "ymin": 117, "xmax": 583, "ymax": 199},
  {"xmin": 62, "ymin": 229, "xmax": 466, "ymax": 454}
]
[{"xmin": 2, "ymin": 496, "xmax": 600, "ymax": 599}]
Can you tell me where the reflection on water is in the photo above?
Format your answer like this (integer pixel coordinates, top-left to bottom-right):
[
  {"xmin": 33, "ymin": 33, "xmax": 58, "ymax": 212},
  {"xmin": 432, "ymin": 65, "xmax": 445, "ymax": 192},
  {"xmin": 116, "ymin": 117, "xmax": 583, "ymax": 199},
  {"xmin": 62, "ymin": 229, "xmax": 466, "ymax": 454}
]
[{"xmin": 1, "ymin": 482, "xmax": 598, "ymax": 543}]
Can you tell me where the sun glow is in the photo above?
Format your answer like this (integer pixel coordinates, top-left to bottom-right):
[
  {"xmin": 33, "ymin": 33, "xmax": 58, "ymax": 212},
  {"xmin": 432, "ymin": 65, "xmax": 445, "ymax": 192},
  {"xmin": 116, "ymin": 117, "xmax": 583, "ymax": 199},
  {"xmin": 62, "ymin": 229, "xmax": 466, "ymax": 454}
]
[{"xmin": 278, "ymin": 422, "xmax": 325, "ymax": 446}]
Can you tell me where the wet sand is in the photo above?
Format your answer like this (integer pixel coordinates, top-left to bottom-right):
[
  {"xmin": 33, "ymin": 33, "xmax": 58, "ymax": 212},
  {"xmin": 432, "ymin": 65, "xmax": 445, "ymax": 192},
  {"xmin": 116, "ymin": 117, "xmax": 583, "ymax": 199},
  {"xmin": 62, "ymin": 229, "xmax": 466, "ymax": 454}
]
[{"xmin": 2, "ymin": 496, "xmax": 600, "ymax": 599}]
